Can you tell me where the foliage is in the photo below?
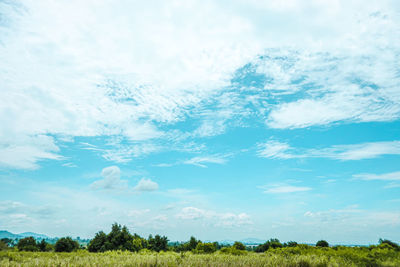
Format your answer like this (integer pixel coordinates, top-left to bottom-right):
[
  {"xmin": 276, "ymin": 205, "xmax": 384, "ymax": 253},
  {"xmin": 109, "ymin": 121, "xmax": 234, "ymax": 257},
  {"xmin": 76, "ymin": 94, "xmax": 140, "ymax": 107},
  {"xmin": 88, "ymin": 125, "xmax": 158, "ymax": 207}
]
[
  {"xmin": 54, "ymin": 237, "xmax": 79, "ymax": 252},
  {"xmin": 1, "ymin": 247, "xmax": 400, "ymax": 266},
  {"xmin": 284, "ymin": 241, "xmax": 298, "ymax": 247},
  {"xmin": 147, "ymin": 234, "xmax": 168, "ymax": 252},
  {"xmin": 232, "ymin": 241, "xmax": 246, "ymax": 250},
  {"xmin": 172, "ymin": 236, "xmax": 200, "ymax": 252},
  {"xmin": 255, "ymin": 238, "xmax": 283, "ymax": 252},
  {"xmin": 17, "ymin": 237, "xmax": 38, "ymax": 252},
  {"xmin": 193, "ymin": 242, "xmax": 217, "ymax": 254},
  {"xmin": 379, "ymin": 239, "xmax": 399, "ymax": 250},
  {"xmin": 316, "ymin": 240, "xmax": 329, "ymax": 247},
  {"xmin": 0, "ymin": 241, "xmax": 8, "ymax": 251}
]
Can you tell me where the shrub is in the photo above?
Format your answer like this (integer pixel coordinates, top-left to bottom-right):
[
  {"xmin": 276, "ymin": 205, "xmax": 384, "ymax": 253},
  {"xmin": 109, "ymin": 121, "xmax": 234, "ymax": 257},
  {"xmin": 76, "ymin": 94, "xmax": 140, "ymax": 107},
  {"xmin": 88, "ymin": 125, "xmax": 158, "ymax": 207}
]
[
  {"xmin": 17, "ymin": 237, "xmax": 38, "ymax": 252},
  {"xmin": 233, "ymin": 241, "xmax": 246, "ymax": 250},
  {"xmin": 316, "ymin": 240, "xmax": 329, "ymax": 248},
  {"xmin": 194, "ymin": 242, "xmax": 217, "ymax": 253},
  {"xmin": 55, "ymin": 237, "xmax": 79, "ymax": 252}
]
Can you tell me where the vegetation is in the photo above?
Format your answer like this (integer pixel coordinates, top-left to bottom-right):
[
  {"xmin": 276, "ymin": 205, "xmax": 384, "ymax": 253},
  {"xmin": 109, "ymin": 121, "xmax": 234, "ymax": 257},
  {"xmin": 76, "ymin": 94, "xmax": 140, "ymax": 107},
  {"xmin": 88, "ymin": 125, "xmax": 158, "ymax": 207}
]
[
  {"xmin": 54, "ymin": 237, "xmax": 79, "ymax": 252},
  {"xmin": 1, "ymin": 223, "xmax": 399, "ymax": 266}
]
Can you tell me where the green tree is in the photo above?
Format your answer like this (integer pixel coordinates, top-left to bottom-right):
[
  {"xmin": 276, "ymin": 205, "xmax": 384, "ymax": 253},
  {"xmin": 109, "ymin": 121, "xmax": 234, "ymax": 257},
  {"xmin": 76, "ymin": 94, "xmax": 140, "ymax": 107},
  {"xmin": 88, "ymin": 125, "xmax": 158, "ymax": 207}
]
[
  {"xmin": 255, "ymin": 238, "xmax": 283, "ymax": 252},
  {"xmin": 316, "ymin": 240, "xmax": 329, "ymax": 247},
  {"xmin": 233, "ymin": 241, "xmax": 246, "ymax": 250},
  {"xmin": 55, "ymin": 237, "xmax": 79, "ymax": 252},
  {"xmin": 88, "ymin": 231, "xmax": 107, "ymax": 252},
  {"xmin": 38, "ymin": 239, "xmax": 51, "ymax": 252},
  {"xmin": 379, "ymin": 239, "xmax": 399, "ymax": 250},
  {"xmin": 17, "ymin": 237, "xmax": 38, "ymax": 251},
  {"xmin": 194, "ymin": 242, "xmax": 217, "ymax": 253},
  {"xmin": 188, "ymin": 236, "xmax": 199, "ymax": 250},
  {"xmin": 0, "ymin": 240, "xmax": 8, "ymax": 251},
  {"xmin": 284, "ymin": 241, "xmax": 298, "ymax": 247},
  {"xmin": 148, "ymin": 234, "xmax": 168, "ymax": 252}
]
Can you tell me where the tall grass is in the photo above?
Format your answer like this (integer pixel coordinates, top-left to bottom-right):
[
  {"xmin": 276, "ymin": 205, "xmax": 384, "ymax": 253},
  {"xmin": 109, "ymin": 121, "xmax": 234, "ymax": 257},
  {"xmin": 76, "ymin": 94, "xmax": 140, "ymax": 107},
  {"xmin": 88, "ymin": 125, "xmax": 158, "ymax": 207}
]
[{"xmin": 1, "ymin": 246, "xmax": 399, "ymax": 267}]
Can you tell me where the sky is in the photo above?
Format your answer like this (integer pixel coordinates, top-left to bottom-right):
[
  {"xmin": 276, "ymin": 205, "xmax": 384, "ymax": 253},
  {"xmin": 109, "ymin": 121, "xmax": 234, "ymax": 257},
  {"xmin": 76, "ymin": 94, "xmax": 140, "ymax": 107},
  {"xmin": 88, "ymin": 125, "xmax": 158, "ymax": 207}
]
[{"xmin": 0, "ymin": 0, "xmax": 400, "ymax": 245}]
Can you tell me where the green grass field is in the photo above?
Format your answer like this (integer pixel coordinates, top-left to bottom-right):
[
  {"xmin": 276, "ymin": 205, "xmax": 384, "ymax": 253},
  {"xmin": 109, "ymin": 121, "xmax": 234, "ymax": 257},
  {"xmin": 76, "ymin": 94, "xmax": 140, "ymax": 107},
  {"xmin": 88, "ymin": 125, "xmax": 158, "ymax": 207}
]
[{"xmin": 1, "ymin": 246, "xmax": 400, "ymax": 267}]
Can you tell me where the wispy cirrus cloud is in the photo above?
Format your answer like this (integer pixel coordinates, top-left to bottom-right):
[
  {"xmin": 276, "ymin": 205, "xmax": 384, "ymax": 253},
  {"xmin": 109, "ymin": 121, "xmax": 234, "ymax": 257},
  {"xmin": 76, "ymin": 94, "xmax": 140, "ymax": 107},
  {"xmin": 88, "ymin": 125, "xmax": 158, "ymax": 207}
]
[
  {"xmin": 260, "ymin": 184, "xmax": 312, "ymax": 194},
  {"xmin": 183, "ymin": 155, "xmax": 228, "ymax": 168},
  {"xmin": 353, "ymin": 171, "xmax": 400, "ymax": 181},
  {"xmin": 257, "ymin": 140, "xmax": 400, "ymax": 161}
]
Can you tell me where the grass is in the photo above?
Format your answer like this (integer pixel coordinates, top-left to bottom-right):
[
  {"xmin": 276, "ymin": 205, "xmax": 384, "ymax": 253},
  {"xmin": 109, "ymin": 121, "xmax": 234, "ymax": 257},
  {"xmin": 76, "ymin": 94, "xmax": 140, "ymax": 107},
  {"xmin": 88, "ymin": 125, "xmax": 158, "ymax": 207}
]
[{"xmin": 1, "ymin": 246, "xmax": 399, "ymax": 267}]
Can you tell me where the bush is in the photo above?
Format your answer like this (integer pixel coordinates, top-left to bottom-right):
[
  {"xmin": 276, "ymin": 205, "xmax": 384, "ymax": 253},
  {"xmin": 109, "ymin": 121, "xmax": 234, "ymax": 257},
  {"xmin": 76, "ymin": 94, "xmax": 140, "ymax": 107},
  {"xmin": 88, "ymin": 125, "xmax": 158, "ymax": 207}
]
[
  {"xmin": 194, "ymin": 242, "xmax": 217, "ymax": 253},
  {"xmin": 17, "ymin": 237, "xmax": 38, "ymax": 252},
  {"xmin": 316, "ymin": 240, "xmax": 329, "ymax": 248},
  {"xmin": 233, "ymin": 241, "xmax": 246, "ymax": 250},
  {"xmin": 55, "ymin": 237, "xmax": 79, "ymax": 252}
]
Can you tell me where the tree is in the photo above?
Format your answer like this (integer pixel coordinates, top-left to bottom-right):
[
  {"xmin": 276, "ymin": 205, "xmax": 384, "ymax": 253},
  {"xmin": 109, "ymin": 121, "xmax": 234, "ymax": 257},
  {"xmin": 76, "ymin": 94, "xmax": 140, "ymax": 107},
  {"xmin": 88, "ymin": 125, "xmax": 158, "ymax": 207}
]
[
  {"xmin": 379, "ymin": 239, "xmax": 399, "ymax": 250},
  {"xmin": 55, "ymin": 237, "xmax": 79, "ymax": 252},
  {"xmin": 316, "ymin": 240, "xmax": 329, "ymax": 247},
  {"xmin": 17, "ymin": 237, "xmax": 38, "ymax": 251},
  {"xmin": 1, "ymin": 238, "xmax": 12, "ymax": 247},
  {"xmin": 148, "ymin": 234, "xmax": 168, "ymax": 252},
  {"xmin": 188, "ymin": 236, "xmax": 199, "ymax": 251},
  {"xmin": 38, "ymin": 239, "xmax": 51, "ymax": 252},
  {"xmin": 0, "ymin": 240, "xmax": 8, "ymax": 251},
  {"xmin": 194, "ymin": 242, "xmax": 217, "ymax": 253},
  {"xmin": 255, "ymin": 238, "xmax": 283, "ymax": 252},
  {"xmin": 284, "ymin": 241, "xmax": 298, "ymax": 247},
  {"xmin": 88, "ymin": 231, "xmax": 107, "ymax": 252},
  {"xmin": 233, "ymin": 241, "xmax": 246, "ymax": 250}
]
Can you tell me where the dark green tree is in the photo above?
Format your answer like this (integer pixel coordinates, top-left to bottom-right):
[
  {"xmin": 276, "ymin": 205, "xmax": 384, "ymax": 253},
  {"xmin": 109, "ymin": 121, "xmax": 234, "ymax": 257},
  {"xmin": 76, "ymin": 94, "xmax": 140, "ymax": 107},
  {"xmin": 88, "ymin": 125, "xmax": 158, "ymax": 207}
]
[
  {"xmin": 284, "ymin": 241, "xmax": 298, "ymax": 247},
  {"xmin": 17, "ymin": 237, "xmax": 38, "ymax": 251},
  {"xmin": 55, "ymin": 237, "xmax": 79, "ymax": 252},
  {"xmin": 88, "ymin": 231, "xmax": 107, "ymax": 252},
  {"xmin": 0, "ymin": 240, "xmax": 8, "ymax": 251},
  {"xmin": 255, "ymin": 238, "xmax": 283, "ymax": 252},
  {"xmin": 379, "ymin": 239, "xmax": 399, "ymax": 250},
  {"xmin": 148, "ymin": 234, "xmax": 168, "ymax": 252},
  {"xmin": 38, "ymin": 239, "xmax": 50, "ymax": 252},
  {"xmin": 233, "ymin": 241, "xmax": 246, "ymax": 250},
  {"xmin": 194, "ymin": 242, "xmax": 217, "ymax": 253},
  {"xmin": 188, "ymin": 236, "xmax": 199, "ymax": 250},
  {"xmin": 316, "ymin": 240, "xmax": 329, "ymax": 247}
]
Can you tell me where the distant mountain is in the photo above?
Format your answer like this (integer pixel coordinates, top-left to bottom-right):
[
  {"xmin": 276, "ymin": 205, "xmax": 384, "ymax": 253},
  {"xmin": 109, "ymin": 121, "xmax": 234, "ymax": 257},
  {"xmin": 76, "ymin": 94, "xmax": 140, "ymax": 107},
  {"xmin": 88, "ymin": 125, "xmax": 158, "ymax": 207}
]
[
  {"xmin": 0, "ymin": 230, "xmax": 49, "ymax": 240},
  {"xmin": 0, "ymin": 230, "xmax": 20, "ymax": 239},
  {"xmin": 19, "ymin": 232, "xmax": 49, "ymax": 239},
  {"xmin": 240, "ymin": 238, "xmax": 265, "ymax": 244}
]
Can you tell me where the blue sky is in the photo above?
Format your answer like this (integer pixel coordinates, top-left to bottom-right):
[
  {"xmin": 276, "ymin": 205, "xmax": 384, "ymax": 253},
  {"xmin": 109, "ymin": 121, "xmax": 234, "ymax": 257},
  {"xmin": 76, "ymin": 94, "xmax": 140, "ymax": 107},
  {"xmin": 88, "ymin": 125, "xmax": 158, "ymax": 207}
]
[{"xmin": 1, "ymin": 0, "xmax": 400, "ymax": 244}]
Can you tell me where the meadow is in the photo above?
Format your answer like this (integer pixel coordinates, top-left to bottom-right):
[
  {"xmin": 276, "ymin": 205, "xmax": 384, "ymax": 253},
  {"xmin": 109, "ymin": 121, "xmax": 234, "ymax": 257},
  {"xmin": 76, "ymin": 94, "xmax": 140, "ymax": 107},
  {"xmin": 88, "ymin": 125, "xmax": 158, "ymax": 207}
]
[{"xmin": 1, "ymin": 245, "xmax": 400, "ymax": 267}]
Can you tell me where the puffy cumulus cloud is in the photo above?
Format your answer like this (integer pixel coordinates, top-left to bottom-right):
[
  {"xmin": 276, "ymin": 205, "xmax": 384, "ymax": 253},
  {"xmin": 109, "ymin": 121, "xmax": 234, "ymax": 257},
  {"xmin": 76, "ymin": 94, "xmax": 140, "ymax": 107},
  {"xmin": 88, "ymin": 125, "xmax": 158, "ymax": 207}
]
[
  {"xmin": 91, "ymin": 166, "xmax": 128, "ymax": 190},
  {"xmin": 257, "ymin": 140, "xmax": 400, "ymax": 161},
  {"xmin": 176, "ymin": 207, "xmax": 252, "ymax": 228},
  {"xmin": 133, "ymin": 178, "xmax": 159, "ymax": 192}
]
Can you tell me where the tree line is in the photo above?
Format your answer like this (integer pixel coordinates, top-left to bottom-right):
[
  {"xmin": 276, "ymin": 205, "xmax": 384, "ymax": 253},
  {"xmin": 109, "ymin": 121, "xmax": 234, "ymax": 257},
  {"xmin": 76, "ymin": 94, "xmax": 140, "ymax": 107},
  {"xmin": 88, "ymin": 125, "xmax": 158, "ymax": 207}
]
[{"xmin": 1, "ymin": 223, "xmax": 399, "ymax": 254}]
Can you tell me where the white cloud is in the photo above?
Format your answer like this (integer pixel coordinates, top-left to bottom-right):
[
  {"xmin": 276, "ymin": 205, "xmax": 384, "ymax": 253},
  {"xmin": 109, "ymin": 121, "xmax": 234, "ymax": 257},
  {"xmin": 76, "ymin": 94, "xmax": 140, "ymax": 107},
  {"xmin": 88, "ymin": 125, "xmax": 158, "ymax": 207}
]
[
  {"xmin": 309, "ymin": 141, "xmax": 400, "ymax": 160},
  {"xmin": 91, "ymin": 166, "xmax": 128, "ymax": 190},
  {"xmin": 0, "ymin": 135, "xmax": 62, "ymax": 169},
  {"xmin": 176, "ymin": 206, "xmax": 252, "ymax": 227},
  {"xmin": 133, "ymin": 178, "xmax": 159, "ymax": 192},
  {"xmin": 1, "ymin": 0, "xmax": 400, "ymax": 169},
  {"xmin": 257, "ymin": 140, "xmax": 295, "ymax": 159},
  {"xmin": 263, "ymin": 185, "xmax": 312, "ymax": 194},
  {"xmin": 257, "ymin": 140, "xmax": 400, "ymax": 161},
  {"xmin": 353, "ymin": 171, "xmax": 400, "ymax": 181},
  {"xmin": 183, "ymin": 155, "xmax": 228, "ymax": 168}
]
